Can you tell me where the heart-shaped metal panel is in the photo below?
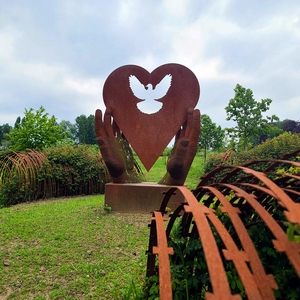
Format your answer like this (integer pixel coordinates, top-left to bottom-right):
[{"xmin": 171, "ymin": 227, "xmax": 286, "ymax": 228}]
[{"xmin": 103, "ymin": 63, "xmax": 200, "ymax": 171}]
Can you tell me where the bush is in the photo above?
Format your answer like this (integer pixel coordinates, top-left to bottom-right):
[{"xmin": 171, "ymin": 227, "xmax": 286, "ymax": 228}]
[
  {"xmin": 39, "ymin": 144, "xmax": 108, "ymax": 197},
  {"xmin": 203, "ymin": 153, "xmax": 224, "ymax": 174},
  {"xmin": 0, "ymin": 145, "xmax": 109, "ymax": 206},
  {"xmin": 234, "ymin": 132, "xmax": 300, "ymax": 165},
  {"xmin": 204, "ymin": 132, "xmax": 300, "ymax": 174}
]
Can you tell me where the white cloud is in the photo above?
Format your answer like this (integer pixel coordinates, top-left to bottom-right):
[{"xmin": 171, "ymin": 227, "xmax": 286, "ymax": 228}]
[
  {"xmin": 63, "ymin": 77, "xmax": 103, "ymax": 97},
  {"xmin": 0, "ymin": 0, "xmax": 300, "ymax": 128}
]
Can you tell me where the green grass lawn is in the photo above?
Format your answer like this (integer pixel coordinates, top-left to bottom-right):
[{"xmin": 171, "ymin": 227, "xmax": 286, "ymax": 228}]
[
  {"xmin": 0, "ymin": 153, "xmax": 206, "ymax": 299},
  {"xmin": 136, "ymin": 153, "xmax": 205, "ymax": 190},
  {"xmin": 0, "ymin": 196, "xmax": 150, "ymax": 299}
]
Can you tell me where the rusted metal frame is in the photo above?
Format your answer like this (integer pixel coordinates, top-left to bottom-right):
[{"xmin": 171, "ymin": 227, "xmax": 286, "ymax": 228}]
[
  {"xmin": 238, "ymin": 159, "xmax": 272, "ymax": 169},
  {"xmin": 239, "ymin": 183, "xmax": 291, "ymax": 216},
  {"xmin": 196, "ymin": 166, "xmax": 233, "ymax": 187},
  {"xmin": 282, "ymin": 188, "xmax": 300, "ymax": 201},
  {"xmin": 279, "ymin": 173, "xmax": 300, "ymax": 181},
  {"xmin": 270, "ymin": 176, "xmax": 297, "ymax": 193},
  {"xmin": 151, "ymin": 211, "xmax": 174, "ymax": 300},
  {"xmin": 220, "ymin": 165, "xmax": 300, "ymax": 225},
  {"xmin": 175, "ymin": 186, "xmax": 241, "ymax": 300},
  {"xmin": 165, "ymin": 203, "xmax": 186, "ymax": 238},
  {"xmin": 279, "ymin": 148, "xmax": 300, "ymax": 160},
  {"xmin": 180, "ymin": 210, "xmax": 194, "ymax": 238},
  {"xmin": 201, "ymin": 192, "xmax": 220, "ymax": 208},
  {"xmin": 206, "ymin": 185, "xmax": 278, "ymax": 299},
  {"xmin": 263, "ymin": 150, "xmax": 300, "ymax": 172},
  {"xmin": 272, "ymin": 160, "xmax": 300, "ymax": 168},
  {"xmin": 237, "ymin": 166, "xmax": 300, "ymax": 225},
  {"xmin": 192, "ymin": 188, "xmax": 211, "ymax": 206},
  {"xmin": 207, "ymin": 213, "xmax": 265, "ymax": 299},
  {"xmin": 215, "ymin": 164, "xmax": 258, "ymax": 185},
  {"xmin": 218, "ymin": 158, "xmax": 296, "ymax": 187},
  {"xmin": 159, "ymin": 187, "xmax": 180, "ymax": 216},
  {"xmin": 146, "ymin": 215, "xmax": 158, "ymax": 277},
  {"xmin": 239, "ymin": 184, "xmax": 279, "ymax": 213},
  {"xmin": 282, "ymin": 148, "xmax": 300, "ymax": 158},
  {"xmin": 238, "ymin": 157, "xmax": 300, "ymax": 186},
  {"xmin": 221, "ymin": 183, "xmax": 300, "ymax": 277},
  {"xmin": 213, "ymin": 187, "xmax": 253, "ymax": 219}
]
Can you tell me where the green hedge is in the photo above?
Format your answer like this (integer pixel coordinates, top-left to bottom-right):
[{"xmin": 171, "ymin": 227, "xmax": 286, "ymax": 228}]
[
  {"xmin": 204, "ymin": 132, "xmax": 300, "ymax": 174},
  {"xmin": 39, "ymin": 144, "xmax": 108, "ymax": 197},
  {"xmin": 0, "ymin": 145, "xmax": 109, "ymax": 207}
]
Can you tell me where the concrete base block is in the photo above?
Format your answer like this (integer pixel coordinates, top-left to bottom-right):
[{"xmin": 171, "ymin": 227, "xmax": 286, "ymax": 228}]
[{"xmin": 104, "ymin": 182, "xmax": 184, "ymax": 213}]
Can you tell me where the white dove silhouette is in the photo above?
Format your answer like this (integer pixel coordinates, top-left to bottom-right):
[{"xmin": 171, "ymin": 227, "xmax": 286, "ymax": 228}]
[{"xmin": 129, "ymin": 74, "xmax": 172, "ymax": 114}]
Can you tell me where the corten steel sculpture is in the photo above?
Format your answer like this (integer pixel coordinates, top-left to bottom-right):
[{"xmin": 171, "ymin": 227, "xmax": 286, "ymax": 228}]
[
  {"xmin": 146, "ymin": 149, "xmax": 300, "ymax": 299},
  {"xmin": 95, "ymin": 63, "xmax": 200, "ymax": 185},
  {"xmin": 95, "ymin": 64, "xmax": 300, "ymax": 298}
]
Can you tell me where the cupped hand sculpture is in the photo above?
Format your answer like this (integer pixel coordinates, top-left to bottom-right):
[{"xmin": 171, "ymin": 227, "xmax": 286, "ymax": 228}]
[
  {"xmin": 95, "ymin": 107, "xmax": 200, "ymax": 185},
  {"xmin": 94, "ymin": 108, "xmax": 141, "ymax": 183},
  {"xmin": 158, "ymin": 108, "xmax": 200, "ymax": 186}
]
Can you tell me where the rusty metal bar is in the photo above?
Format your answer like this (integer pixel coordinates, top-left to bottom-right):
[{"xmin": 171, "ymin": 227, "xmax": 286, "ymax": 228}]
[
  {"xmin": 203, "ymin": 185, "xmax": 277, "ymax": 299},
  {"xmin": 146, "ymin": 150, "xmax": 300, "ymax": 299},
  {"xmin": 221, "ymin": 183, "xmax": 300, "ymax": 277},
  {"xmin": 151, "ymin": 211, "xmax": 174, "ymax": 299},
  {"xmin": 177, "ymin": 187, "xmax": 241, "ymax": 300}
]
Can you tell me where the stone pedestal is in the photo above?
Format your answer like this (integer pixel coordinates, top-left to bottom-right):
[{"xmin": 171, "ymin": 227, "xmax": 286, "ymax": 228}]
[{"xmin": 104, "ymin": 182, "xmax": 184, "ymax": 213}]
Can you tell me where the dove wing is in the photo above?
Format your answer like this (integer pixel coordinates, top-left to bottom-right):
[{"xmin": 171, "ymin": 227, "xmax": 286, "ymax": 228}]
[
  {"xmin": 153, "ymin": 74, "xmax": 172, "ymax": 100},
  {"xmin": 129, "ymin": 75, "xmax": 146, "ymax": 100}
]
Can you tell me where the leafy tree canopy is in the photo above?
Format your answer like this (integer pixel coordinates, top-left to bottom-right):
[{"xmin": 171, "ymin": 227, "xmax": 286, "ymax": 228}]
[
  {"xmin": 198, "ymin": 114, "xmax": 224, "ymax": 160},
  {"xmin": 75, "ymin": 114, "xmax": 96, "ymax": 144},
  {"xmin": 7, "ymin": 106, "xmax": 66, "ymax": 151},
  {"xmin": 225, "ymin": 84, "xmax": 280, "ymax": 150},
  {"xmin": 59, "ymin": 120, "xmax": 77, "ymax": 142}
]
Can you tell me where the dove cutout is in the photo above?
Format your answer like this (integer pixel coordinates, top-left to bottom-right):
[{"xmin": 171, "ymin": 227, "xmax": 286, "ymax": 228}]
[{"xmin": 129, "ymin": 74, "xmax": 172, "ymax": 114}]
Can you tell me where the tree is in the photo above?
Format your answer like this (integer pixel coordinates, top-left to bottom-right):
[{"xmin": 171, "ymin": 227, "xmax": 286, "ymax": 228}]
[
  {"xmin": 280, "ymin": 119, "xmax": 300, "ymax": 133},
  {"xmin": 6, "ymin": 106, "xmax": 66, "ymax": 151},
  {"xmin": 0, "ymin": 123, "xmax": 12, "ymax": 146},
  {"xmin": 59, "ymin": 120, "xmax": 77, "ymax": 142},
  {"xmin": 14, "ymin": 116, "xmax": 21, "ymax": 129},
  {"xmin": 225, "ymin": 84, "xmax": 279, "ymax": 150},
  {"xmin": 198, "ymin": 114, "xmax": 224, "ymax": 161},
  {"xmin": 75, "ymin": 114, "xmax": 96, "ymax": 144}
]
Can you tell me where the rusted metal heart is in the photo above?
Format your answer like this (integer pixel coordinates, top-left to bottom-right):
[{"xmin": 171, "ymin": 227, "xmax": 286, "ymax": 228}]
[{"xmin": 103, "ymin": 63, "xmax": 200, "ymax": 171}]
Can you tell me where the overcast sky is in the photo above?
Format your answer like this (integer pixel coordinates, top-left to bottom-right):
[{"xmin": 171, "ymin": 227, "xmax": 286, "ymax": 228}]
[{"xmin": 1, "ymin": 0, "xmax": 299, "ymax": 129}]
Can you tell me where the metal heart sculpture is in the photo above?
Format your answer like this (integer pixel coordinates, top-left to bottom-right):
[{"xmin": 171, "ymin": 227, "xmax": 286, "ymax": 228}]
[{"xmin": 103, "ymin": 63, "xmax": 200, "ymax": 171}]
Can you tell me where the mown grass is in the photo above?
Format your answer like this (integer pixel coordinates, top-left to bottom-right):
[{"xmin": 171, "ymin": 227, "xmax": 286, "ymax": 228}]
[
  {"xmin": 0, "ymin": 196, "xmax": 150, "ymax": 299},
  {"xmin": 0, "ymin": 153, "xmax": 207, "ymax": 299},
  {"xmin": 136, "ymin": 152, "xmax": 205, "ymax": 190}
]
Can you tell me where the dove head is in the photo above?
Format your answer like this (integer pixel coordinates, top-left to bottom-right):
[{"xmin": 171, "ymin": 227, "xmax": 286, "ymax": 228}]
[{"xmin": 145, "ymin": 83, "xmax": 153, "ymax": 90}]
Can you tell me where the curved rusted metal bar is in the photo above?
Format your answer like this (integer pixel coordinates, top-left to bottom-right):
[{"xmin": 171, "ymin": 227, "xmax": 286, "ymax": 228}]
[
  {"xmin": 165, "ymin": 203, "xmax": 185, "ymax": 238},
  {"xmin": 177, "ymin": 187, "xmax": 241, "ymax": 300},
  {"xmin": 150, "ymin": 211, "xmax": 174, "ymax": 299},
  {"xmin": 159, "ymin": 187, "xmax": 180, "ymax": 216},
  {"xmin": 202, "ymin": 185, "xmax": 278, "ymax": 299},
  {"xmin": 146, "ymin": 150, "xmax": 300, "ymax": 299},
  {"xmin": 238, "ymin": 166, "xmax": 300, "ymax": 225},
  {"xmin": 221, "ymin": 183, "xmax": 300, "ymax": 277}
]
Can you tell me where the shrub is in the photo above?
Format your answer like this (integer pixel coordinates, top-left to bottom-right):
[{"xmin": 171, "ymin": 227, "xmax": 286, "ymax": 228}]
[
  {"xmin": 204, "ymin": 132, "xmax": 300, "ymax": 174},
  {"xmin": 234, "ymin": 132, "xmax": 300, "ymax": 165},
  {"xmin": 0, "ymin": 145, "xmax": 109, "ymax": 206},
  {"xmin": 39, "ymin": 144, "xmax": 108, "ymax": 197}
]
